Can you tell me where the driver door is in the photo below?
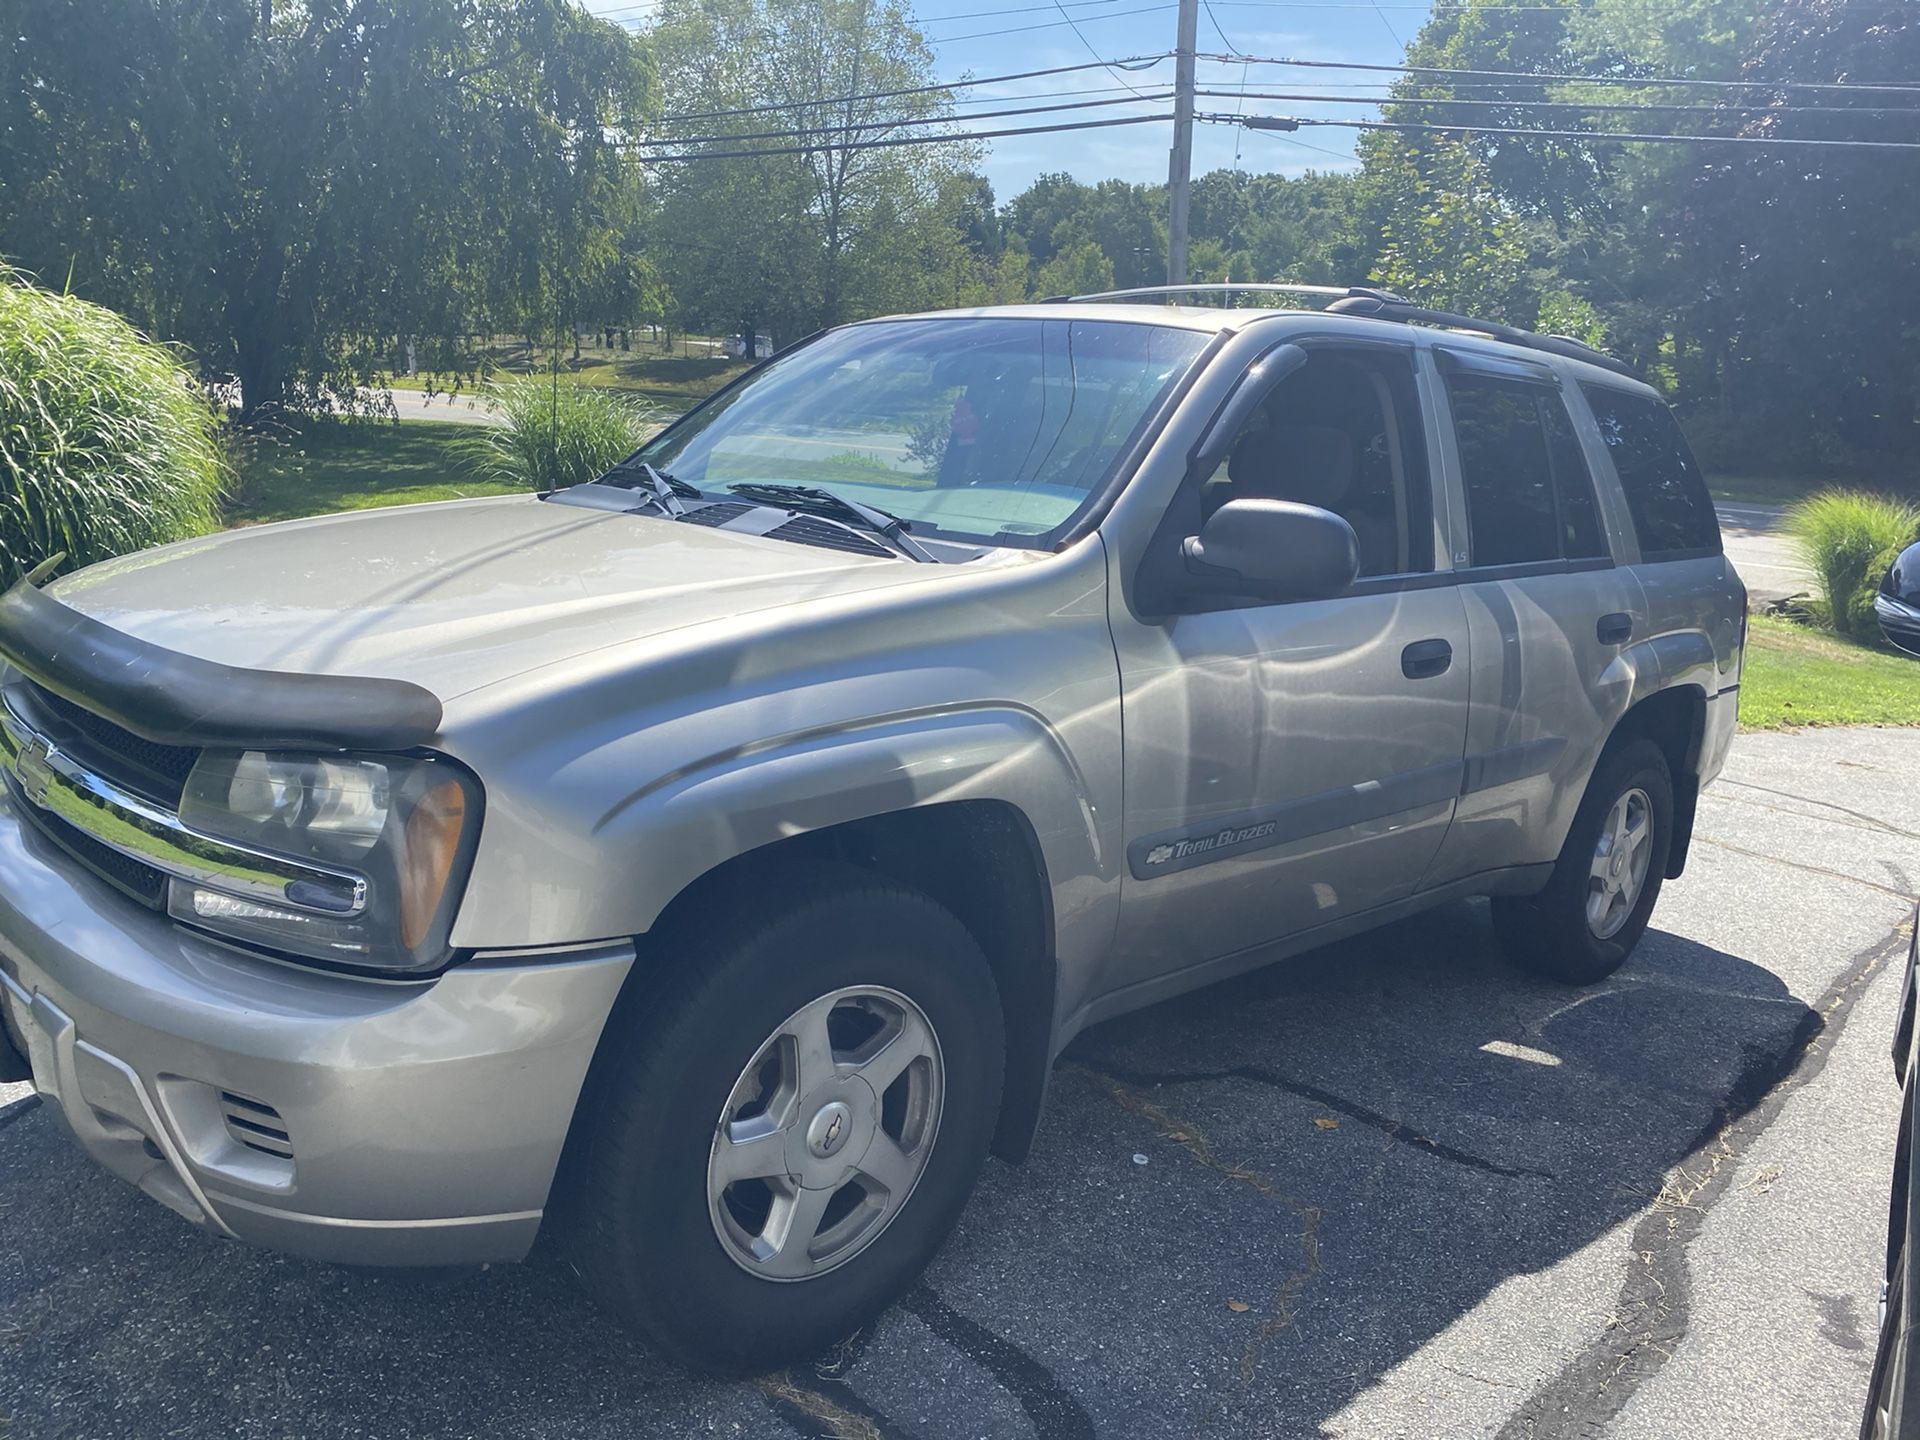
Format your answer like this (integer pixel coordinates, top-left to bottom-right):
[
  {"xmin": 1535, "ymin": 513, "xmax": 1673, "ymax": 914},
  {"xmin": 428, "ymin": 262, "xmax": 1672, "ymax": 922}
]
[{"xmin": 1102, "ymin": 342, "xmax": 1472, "ymax": 994}]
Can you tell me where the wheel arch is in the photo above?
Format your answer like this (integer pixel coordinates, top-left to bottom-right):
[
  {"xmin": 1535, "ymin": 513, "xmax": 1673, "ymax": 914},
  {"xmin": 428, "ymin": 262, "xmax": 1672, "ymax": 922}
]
[
  {"xmin": 1606, "ymin": 683, "xmax": 1707, "ymax": 879},
  {"xmin": 606, "ymin": 799, "xmax": 1060, "ymax": 1166}
]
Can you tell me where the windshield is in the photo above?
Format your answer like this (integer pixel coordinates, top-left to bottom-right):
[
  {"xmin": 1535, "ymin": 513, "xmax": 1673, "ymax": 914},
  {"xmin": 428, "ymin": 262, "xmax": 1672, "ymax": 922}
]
[{"xmin": 633, "ymin": 317, "xmax": 1212, "ymax": 548}]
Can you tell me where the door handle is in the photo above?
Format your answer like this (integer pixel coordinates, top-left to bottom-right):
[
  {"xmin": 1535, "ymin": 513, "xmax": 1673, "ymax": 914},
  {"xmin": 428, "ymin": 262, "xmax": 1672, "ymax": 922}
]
[
  {"xmin": 1597, "ymin": 612, "xmax": 1634, "ymax": 645},
  {"xmin": 1401, "ymin": 638, "xmax": 1453, "ymax": 679}
]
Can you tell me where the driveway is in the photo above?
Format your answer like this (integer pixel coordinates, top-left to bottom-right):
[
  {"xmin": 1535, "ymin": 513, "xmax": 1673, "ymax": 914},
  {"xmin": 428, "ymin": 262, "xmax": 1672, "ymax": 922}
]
[{"xmin": 2, "ymin": 726, "xmax": 1914, "ymax": 1439}]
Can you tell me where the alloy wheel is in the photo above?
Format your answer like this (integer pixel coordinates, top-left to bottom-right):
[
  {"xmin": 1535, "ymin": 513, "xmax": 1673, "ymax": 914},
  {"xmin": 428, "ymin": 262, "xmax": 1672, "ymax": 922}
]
[{"xmin": 707, "ymin": 985, "xmax": 944, "ymax": 1281}]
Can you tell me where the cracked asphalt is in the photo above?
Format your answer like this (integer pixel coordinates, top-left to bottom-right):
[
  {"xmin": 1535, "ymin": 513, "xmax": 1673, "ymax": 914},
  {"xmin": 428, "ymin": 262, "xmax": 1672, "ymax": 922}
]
[{"xmin": 3, "ymin": 725, "xmax": 1915, "ymax": 1440}]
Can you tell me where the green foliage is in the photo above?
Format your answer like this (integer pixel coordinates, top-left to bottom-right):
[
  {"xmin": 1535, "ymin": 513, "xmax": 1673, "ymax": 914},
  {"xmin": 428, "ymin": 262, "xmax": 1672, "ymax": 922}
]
[
  {"xmin": 648, "ymin": 0, "xmax": 980, "ymax": 342},
  {"xmin": 1364, "ymin": 138, "xmax": 1532, "ymax": 317},
  {"xmin": 465, "ymin": 379, "xmax": 656, "ymax": 492},
  {"xmin": 1034, "ymin": 240, "xmax": 1117, "ymax": 300},
  {"xmin": 1783, "ymin": 490, "xmax": 1920, "ymax": 640},
  {"xmin": 0, "ymin": 273, "xmax": 224, "ymax": 587},
  {"xmin": 1, "ymin": 0, "xmax": 654, "ymax": 418},
  {"xmin": 1537, "ymin": 291, "xmax": 1606, "ymax": 349}
]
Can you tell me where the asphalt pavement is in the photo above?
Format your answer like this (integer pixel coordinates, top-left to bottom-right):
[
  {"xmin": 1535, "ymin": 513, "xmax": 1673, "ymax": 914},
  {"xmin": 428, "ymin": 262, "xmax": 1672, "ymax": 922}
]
[{"xmin": 3, "ymin": 725, "xmax": 1914, "ymax": 1440}]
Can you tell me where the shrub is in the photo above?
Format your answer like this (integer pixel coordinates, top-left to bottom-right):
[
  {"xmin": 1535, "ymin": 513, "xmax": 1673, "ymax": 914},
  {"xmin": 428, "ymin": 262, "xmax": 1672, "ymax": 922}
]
[
  {"xmin": 1783, "ymin": 489, "xmax": 1920, "ymax": 640},
  {"xmin": 464, "ymin": 378, "xmax": 654, "ymax": 492},
  {"xmin": 0, "ymin": 273, "xmax": 226, "ymax": 588}
]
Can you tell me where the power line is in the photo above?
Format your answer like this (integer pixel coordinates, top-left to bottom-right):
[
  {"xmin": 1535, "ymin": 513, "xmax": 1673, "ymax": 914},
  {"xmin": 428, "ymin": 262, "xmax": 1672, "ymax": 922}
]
[
  {"xmin": 658, "ymin": 55, "xmax": 1169, "ymax": 122},
  {"xmin": 931, "ymin": 3, "xmax": 1175, "ymax": 45},
  {"xmin": 628, "ymin": 111, "xmax": 1172, "ymax": 161},
  {"xmin": 1200, "ymin": 52, "xmax": 1920, "ymax": 95},
  {"xmin": 1045, "ymin": 0, "xmax": 1165, "ymax": 101},
  {"xmin": 1194, "ymin": 88, "xmax": 1920, "ymax": 119},
  {"xmin": 1207, "ymin": 113, "xmax": 1920, "ymax": 150},
  {"xmin": 910, "ymin": 0, "xmax": 1130, "ymax": 23},
  {"xmin": 1248, "ymin": 127, "xmax": 1360, "ymax": 162},
  {"xmin": 656, "ymin": 91, "xmax": 1173, "ymax": 147}
]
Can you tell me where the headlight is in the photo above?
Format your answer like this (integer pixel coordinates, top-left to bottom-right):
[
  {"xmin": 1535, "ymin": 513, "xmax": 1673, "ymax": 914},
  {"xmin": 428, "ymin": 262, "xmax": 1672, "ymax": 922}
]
[{"xmin": 171, "ymin": 750, "xmax": 482, "ymax": 974}]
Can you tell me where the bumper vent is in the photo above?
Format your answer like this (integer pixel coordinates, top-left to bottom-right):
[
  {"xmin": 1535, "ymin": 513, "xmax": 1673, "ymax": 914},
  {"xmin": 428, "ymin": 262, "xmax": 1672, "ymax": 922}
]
[{"xmin": 220, "ymin": 1092, "xmax": 294, "ymax": 1160}]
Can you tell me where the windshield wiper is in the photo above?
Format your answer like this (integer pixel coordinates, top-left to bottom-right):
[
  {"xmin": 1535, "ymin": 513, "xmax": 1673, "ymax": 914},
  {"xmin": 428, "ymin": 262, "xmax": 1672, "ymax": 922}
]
[
  {"xmin": 726, "ymin": 483, "xmax": 937, "ymax": 563},
  {"xmin": 604, "ymin": 460, "xmax": 699, "ymax": 518}
]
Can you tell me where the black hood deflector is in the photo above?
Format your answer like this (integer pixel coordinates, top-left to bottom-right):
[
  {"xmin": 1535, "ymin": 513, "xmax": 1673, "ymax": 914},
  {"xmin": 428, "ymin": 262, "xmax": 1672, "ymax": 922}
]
[{"xmin": 0, "ymin": 574, "xmax": 444, "ymax": 752}]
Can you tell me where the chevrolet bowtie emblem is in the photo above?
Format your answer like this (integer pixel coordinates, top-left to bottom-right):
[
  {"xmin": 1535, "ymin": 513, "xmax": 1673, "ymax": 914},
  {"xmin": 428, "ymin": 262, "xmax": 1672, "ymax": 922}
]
[{"xmin": 15, "ymin": 736, "xmax": 55, "ymax": 810}]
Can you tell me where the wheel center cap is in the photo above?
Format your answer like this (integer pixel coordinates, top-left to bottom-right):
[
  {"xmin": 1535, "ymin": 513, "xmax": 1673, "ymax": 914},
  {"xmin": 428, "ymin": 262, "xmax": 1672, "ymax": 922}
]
[{"xmin": 806, "ymin": 1101, "xmax": 855, "ymax": 1159}]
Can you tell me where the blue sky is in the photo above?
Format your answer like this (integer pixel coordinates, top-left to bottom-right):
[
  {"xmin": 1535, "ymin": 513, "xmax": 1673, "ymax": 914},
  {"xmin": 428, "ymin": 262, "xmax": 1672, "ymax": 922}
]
[{"xmin": 585, "ymin": 0, "xmax": 1442, "ymax": 201}]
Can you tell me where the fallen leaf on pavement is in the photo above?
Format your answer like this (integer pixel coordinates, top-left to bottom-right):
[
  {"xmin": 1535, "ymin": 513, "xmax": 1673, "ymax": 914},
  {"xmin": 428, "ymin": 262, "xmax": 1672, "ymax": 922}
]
[
  {"xmin": 1313, "ymin": 1117, "xmax": 1340, "ymax": 1131},
  {"xmin": 1227, "ymin": 1300, "xmax": 1251, "ymax": 1313}
]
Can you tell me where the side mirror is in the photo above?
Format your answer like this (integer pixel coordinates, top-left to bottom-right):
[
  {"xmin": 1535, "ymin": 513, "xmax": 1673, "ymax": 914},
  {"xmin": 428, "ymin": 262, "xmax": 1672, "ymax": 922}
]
[{"xmin": 1181, "ymin": 499, "xmax": 1359, "ymax": 603}]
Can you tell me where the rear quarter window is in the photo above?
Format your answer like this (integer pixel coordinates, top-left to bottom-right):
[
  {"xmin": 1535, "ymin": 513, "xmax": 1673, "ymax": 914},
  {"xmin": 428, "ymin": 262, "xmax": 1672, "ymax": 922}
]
[{"xmin": 1580, "ymin": 385, "xmax": 1721, "ymax": 559}]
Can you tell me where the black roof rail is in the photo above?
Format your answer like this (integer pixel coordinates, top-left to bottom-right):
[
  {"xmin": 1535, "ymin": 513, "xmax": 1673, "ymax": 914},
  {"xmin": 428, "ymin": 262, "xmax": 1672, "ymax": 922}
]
[
  {"xmin": 1043, "ymin": 282, "xmax": 1412, "ymax": 307},
  {"xmin": 1325, "ymin": 293, "xmax": 1638, "ymax": 379}
]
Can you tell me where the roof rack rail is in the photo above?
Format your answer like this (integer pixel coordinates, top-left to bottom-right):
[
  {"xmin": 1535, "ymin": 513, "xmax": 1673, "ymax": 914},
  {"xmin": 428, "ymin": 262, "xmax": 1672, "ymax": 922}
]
[
  {"xmin": 1045, "ymin": 282, "xmax": 1409, "ymax": 307},
  {"xmin": 1325, "ymin": 292, "xmax": 1637, "ymax": 379}
]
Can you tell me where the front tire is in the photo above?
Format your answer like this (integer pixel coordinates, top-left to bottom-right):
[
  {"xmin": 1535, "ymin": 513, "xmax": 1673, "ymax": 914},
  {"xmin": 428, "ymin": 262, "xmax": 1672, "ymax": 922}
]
[
  {"xmin": 1493, "ymin": 738, "xmax": 1674, "ymax": 985},
  {"xmin": 567, "ymin": 862, "xmax": 1005, "ymax": 1373}
]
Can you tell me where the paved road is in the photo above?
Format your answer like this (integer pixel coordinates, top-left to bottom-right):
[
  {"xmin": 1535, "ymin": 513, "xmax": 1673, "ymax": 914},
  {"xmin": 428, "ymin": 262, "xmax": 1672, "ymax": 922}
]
[
  {"xmin": 4, "ymin": 726, "xmax": 1914, "ymax": 1439},
  {"xmin": 1718, "ymin": 501, "xmax": 1815, "ymax": 606},
  {"xmin": 387, "ymin": 387, "xmax": 501, "ymax": 425}
]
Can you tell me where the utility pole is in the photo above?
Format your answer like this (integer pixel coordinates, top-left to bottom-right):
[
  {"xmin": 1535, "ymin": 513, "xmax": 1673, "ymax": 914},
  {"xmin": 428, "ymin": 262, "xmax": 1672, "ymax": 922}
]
[{"xmin": 1166, "ymin": 0, "xmax": 1199, "ymax": 285}]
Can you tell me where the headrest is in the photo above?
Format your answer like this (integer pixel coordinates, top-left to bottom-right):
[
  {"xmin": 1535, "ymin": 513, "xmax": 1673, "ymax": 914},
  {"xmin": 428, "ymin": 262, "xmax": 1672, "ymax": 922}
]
[{"xmin": 1227, "ymin": 424, "xmax": 1355, "ymax": 511}]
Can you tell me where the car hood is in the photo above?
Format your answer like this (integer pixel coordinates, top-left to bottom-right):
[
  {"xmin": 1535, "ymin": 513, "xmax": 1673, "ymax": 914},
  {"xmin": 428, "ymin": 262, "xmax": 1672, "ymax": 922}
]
[{"xmin": 48, "ymin": 494, "xmax": 966, "ymax": 701}]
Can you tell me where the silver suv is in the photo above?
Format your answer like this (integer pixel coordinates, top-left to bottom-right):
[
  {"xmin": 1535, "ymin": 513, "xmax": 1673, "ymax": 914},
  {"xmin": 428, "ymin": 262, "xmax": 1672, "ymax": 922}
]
[{"xmin": 0, "ymin": 288, "xmax": 1743, "ymax": 1371}]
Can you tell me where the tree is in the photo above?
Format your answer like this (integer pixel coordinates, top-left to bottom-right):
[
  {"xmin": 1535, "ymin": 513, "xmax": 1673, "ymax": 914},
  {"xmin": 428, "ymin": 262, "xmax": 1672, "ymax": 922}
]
[
  {"xmin": 1686, "ymin": 0, "xmax": 1920, "ymax": 462},
  {"xmin": 647, "ymin": 0, "xmax": 979, "ymax": 343},
  {"xmin": 1002, "ymin": 174, "xmax": 1164, "ymax": 290},
  {"xmin": 0, "ymin": 0, "xmax": 653, "ymax": 418},
  {"xmin": 1033, "ymin": 238, "xmax": 1114, "ymax": 299}
]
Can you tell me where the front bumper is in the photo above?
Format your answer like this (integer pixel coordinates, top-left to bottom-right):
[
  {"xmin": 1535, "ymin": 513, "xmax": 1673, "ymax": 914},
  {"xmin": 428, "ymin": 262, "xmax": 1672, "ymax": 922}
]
[
  {"xmin": 0, "ymin": 786, "xmax": 633, "ymax": 1266},
  {"xmin": 1877, "ymin": 594, "xmax": 1920, "ymax": 656}
]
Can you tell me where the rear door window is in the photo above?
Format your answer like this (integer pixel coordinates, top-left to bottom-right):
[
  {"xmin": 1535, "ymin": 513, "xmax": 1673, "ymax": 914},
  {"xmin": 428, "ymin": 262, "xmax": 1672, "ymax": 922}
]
[
  {"xmin": 1580, "ymin": 385, "xmax": 1721, "ymax": 559},
  {"xmin": 1447, "ymin": 375, "xmax": 1611, "ymax": 568}
]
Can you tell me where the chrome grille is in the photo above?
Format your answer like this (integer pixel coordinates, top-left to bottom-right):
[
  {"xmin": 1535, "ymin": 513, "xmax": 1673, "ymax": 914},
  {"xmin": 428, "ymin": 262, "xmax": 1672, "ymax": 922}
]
[
  {"xmin": 13, "ymin": 797, "xmax": 168, "ymax": 907},
  {"xmin": 10, "ymin": 680, "xmax": 199, "ymax": 806}
]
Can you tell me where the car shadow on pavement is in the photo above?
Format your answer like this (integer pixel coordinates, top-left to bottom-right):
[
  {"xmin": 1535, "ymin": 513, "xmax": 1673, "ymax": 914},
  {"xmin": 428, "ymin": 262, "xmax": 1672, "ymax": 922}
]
[{"xmin": 0, "ymin": 898, "xmax": 1822, "ymax": 1440}]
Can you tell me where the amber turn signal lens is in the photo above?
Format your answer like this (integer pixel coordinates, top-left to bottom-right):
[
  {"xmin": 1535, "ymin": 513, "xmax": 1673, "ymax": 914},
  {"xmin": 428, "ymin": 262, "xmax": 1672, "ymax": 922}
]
[{"xmin": 401, "ymin": 779, "xmax": 468, "ymax": 951}]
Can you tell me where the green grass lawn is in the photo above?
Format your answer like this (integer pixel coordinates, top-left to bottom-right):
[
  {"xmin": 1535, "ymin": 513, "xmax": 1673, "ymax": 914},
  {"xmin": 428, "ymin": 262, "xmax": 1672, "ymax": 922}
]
[
  {"xmin": 227, "ymin": 419, "xmax": 524, "ymax": 525},
  {"xmin": 1739, "ymin": 614, "xmax": 1920, "ymax": 729},
  {"xmin": 387, "ymin": 347, "xmax": 751, "ymax": 408}
]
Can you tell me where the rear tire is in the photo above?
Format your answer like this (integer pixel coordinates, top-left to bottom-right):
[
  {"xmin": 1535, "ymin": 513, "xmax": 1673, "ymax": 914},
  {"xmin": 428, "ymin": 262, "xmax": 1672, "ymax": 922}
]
[
  {"xmin": 565, "ymin": 861, "xmax": 1004, "ymax": 1373},
  {"xmin": 1493, "ymin": 738, "xmax": 1674, "ymax": 985}
]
